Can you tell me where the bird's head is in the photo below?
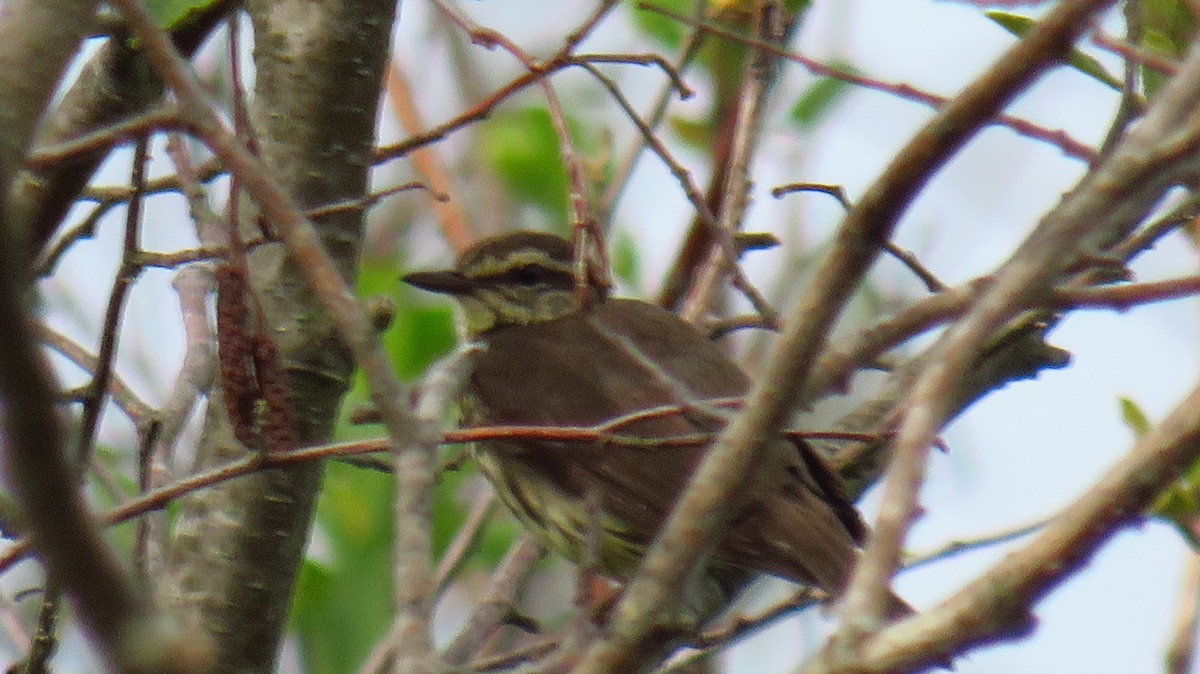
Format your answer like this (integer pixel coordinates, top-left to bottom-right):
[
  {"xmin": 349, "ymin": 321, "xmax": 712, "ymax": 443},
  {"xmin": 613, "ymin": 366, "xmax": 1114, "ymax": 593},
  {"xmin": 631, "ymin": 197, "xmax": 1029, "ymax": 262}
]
[{"xmin": 403, "ymin": 231, "xmax": 597, "ymax": 335}]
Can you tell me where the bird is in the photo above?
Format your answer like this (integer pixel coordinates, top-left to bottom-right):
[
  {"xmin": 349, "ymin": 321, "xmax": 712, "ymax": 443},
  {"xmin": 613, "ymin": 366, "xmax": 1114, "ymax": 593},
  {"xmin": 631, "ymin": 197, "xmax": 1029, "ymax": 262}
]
[{"xmin": 403, "ymin": 229, "xmax": 913, "ymax": 623}]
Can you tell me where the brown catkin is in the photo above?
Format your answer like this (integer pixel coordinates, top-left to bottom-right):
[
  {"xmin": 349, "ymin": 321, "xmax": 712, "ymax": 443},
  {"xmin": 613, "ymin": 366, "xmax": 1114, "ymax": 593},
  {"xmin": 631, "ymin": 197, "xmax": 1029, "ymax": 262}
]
[
  {"xmin": 252, "ymin": 334, "xmax": 297, "ymax": 453},
  {"xmin": 215, "ymin": 265, "xmax": 260, "ymax": 449}
]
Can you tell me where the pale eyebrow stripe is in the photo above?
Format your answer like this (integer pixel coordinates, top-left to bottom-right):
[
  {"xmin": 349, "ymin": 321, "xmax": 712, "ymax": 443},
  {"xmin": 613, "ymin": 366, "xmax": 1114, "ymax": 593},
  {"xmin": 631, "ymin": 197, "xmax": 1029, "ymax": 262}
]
[{"xmin": 467, "ymin": 250, "xmax": 575, "ymax": 278}]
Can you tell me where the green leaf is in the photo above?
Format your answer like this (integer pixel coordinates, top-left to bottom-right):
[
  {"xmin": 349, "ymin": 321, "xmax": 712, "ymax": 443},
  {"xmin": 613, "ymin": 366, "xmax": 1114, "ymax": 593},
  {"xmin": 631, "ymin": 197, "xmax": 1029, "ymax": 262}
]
[
  {"xmin": 1152, "ymin": 463, "xmax": 1200, "ymax": 549},
  {"xmin": 983, "ymin": 11, "xmax": 1034, "ymax": 35},
  {"xmin": 1118, "ymin": 395, "xmax": 1151, "ymax": 438},
  {"xmin": 357, "ymin": 255, "xmax": 457, "ymax": 381},
  {"xmin": 610, "ymin": 230, "xmax": 641, "ymax": 286},
  {"xmin": 1140, "ymin": 29, "xmax": 1175, "ymax": 97},
  {"xmin": 1137, "ymin": 392, "xmax": 1200, "ymax": 548},
  {"xmin": 143, "ymin": 0, "xmax": 223, "ymax": 30},
  {"xmin": 1139, "ymin": 0, "xmax": 1194, "ymax": 99},
  {"xmin": 789, "ymin": 66, "xmax": 855, "ymax": 128},
  {"xmin": 390, "ymin": 298, "xmax": 457, "ymax": 381},
  {"xmin": 293, "ymin": 542, "xmax": 390, "ymax": 672},
  {"xmin": 1142, "ymin": 0, "xmax": 1195, "ymax": 56},
  {"xmin": 293, "ymin": 462, "xmax": 397, "ymax": 674},
  {"xmin": 667, "ymin": 115, "xmax": 713, "ymax": 148},
  {"xmin": 985, "ymin": 11, "xmax": 1123, "ymax": 91},
  {"xmin": 480, "ymin": 107, "xmax": 573, "ymax": 223},
  {"xmin": 628, "ymin": 0, "xmax": 694, "ymax": 50}
]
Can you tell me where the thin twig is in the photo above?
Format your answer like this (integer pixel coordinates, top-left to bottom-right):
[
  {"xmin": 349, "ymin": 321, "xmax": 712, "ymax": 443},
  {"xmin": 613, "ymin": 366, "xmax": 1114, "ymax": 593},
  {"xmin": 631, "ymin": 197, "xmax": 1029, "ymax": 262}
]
[
  {"xmin": 23, "ymin": 108, "xmax": 182, "ymax": 169},
  {"xmin": 432, "ymin": 0, "xmax": 620, "ymax": 299},
  {"xmin": 1095, "ymin": 4, "xmax": 1147, "ymax": 158},
  {"xmin": 826, "ymin": 376, "xmax": 1200, "ymax": 674},
  {"xmin": 433, "ymin": 490, "xmax": 498, "ymax": 598},
  {"xmin": 108, "ymin": 0, "xmax": 438, "ymax": 668},
  {"xmin": 1093, "ymin": 31, "xmax": 1179, "ymax": 77},
  {"xmin": 22, "ymin": 585, "xmax": 60, "ymax": 674},
  {"xmin": 641, "ymin": 2, "xmax": 1098, "ymax": 163},
  {"xmin": 678, "ymin": 3, "xmax": 781, "ymax": 326},
  {"xmin": 574, "ymin": 60, "xmax": 718, "ymax": 237},
  {"xmin": 773, "ymin": 182, "xmax": 947, "ymax": 292},
  {"xmin": 441, "ymin": 535, "xmax": 545, "ymax": 666},
  {"xmin": 599, "ymin": 0, "xmax": 707, "ymax": 223},
  {"xmin": 834, "ymin": 7, "xmax": 1200, "ymax": 668},
  {"xmin": 904, "ymin": 518, "xmax": 1050, "ymax": 570},
  {"xmin": 36, "ymin": 323, "xmax": 154, "ymax": 421},
  {"xmin": 1165, "ymin": 552, "xmax": 1200, "ymax": 674},
  {"xmin": 73, "ymin": 135, "xmax": 149, "ymax": 468},
  {"xmin": 654, "ymin": 589, "xmax": 822, "ymax": 674},
  {"xmin": 571, "ymin": 3, "xmax": 1117, "ymax": 672}
]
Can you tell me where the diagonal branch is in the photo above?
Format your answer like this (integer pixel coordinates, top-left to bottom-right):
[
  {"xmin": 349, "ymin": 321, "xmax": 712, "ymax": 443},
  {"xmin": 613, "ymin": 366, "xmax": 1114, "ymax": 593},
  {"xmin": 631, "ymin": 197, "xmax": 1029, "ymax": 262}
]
[
  {"xmin": 571, "ymin": 2, "xmax": 1118, "ymax": 671},
  {"xmin": 808, "ymin": 374, "xmax": 1200, "ymax": 673},
  {"xmin": 833, "ymin": 26, "xmax": 1200, "ymax": 662}
]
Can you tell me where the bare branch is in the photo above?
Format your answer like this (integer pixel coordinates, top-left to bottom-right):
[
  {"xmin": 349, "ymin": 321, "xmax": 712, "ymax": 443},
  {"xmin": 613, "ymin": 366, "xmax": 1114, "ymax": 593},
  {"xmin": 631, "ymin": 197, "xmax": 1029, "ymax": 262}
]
[
  {"xmin": 573, "ymin": 3, "xmax": 1115, "ymax": 671},
  {"xmin": 810, "ymin": 375, "xmax": 1200, "ymax": 673},
  {"xmin": 835, "ymin": 23, "xmax": 1200, "ymax": 669}
]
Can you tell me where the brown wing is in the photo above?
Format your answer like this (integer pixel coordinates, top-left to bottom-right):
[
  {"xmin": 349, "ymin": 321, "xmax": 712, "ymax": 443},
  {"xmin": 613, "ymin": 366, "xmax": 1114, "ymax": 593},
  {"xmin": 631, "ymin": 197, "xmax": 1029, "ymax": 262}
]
[
  {"xmin": 468, "ymin": 300, "xmax": 730, "ymax": 537},
  {"xmin": 789, "ymin": 437, "xmax": 868, "ymax": 544},
  {"xmin": 468, "ymin": 299, "xmax": 865, "ymax": 594}
]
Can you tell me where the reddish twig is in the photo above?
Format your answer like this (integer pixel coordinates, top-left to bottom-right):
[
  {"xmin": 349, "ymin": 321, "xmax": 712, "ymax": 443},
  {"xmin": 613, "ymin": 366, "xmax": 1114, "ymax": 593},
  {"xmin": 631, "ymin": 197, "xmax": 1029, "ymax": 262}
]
[
  {"xmin": 640, "ymin": 2, "xmax": 1099, "ymax": 163},
  {"xmin": 74, "ymin": 136, "xmax": 149, "ymax": 468}
]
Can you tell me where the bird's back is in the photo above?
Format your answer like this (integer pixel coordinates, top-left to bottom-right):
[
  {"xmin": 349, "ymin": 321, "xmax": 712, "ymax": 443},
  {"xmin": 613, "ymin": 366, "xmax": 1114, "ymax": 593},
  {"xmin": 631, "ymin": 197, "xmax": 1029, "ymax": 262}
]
[{"xmin": 464, "ymin": 298, "xmax": 867, "ymax": 595}]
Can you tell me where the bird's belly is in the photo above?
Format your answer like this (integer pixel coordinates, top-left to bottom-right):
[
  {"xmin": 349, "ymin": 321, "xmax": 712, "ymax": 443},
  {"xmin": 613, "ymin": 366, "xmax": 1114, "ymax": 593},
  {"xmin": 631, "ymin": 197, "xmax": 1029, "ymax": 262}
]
[{"xmin": 473, "ymin": 444, "xmax": 644, "ymax": 580}]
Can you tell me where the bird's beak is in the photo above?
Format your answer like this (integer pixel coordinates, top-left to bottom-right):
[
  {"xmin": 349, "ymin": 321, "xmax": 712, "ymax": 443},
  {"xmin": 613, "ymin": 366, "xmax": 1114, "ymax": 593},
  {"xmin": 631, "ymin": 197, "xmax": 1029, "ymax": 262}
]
[{"xmin": 402, "ymin": 269, "xmax": 475, "ymax": 296}]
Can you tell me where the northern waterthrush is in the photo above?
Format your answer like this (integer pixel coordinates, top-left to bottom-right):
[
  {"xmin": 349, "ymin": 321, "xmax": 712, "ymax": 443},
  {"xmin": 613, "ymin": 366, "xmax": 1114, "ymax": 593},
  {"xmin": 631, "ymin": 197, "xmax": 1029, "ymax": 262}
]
[{"xmin": 404, "ymin": 230, "xmax": 912, "ymax": 620}]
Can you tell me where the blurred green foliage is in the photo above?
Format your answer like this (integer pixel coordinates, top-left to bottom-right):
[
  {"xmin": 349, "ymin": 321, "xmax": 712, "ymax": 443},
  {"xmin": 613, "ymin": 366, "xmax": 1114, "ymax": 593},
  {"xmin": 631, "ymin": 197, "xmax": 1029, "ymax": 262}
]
[
  {"xmin": 293, "ymin": 461, "xmax": 394, "ymax": 673},
  {"xmin": 633, "ymin": 0, "xmax": 843, "ymax": 145},
  {"xmin": 290, "ymin": 256, "xmax": 526, "ymax": 673},
  {"xmin": 610, "ymin": 230, "xmax": 643, "ymax": 287},
  {"xmin": 789, "ymin": 65, "xmax": 855, "ymax": 129},
  {"xmin": 631, "ymin": 0, "xmax": 749, "ymax": 151},
  {"xmin": 1139, "ymin": 0, "xmax": 1195, "ymax": 96},
  {"xmin": 1130, "ymin": 392, "xmax": 1200, "ymax": 549},
  {"xmin": 985, "ymin": 11, "xmax": 1123, "ymax": 92},
  {"xmin": 629, "ymin": 0, "xmax": 694, "ymax": 51},
  {"xmin": 987, "ymin": 1, "xmax": 1198, "ymax": 98},
  {"xmin": 1122, "ymin": 393, "xmax": 1200, "ymax": 550},
  {"xmin": 94, "ymin": 444, "xmax": 141, "ymax": 562},
  {"xmin": 1118, "ymin": 395, "xmax": 1150, "ymax": 438},
  {"xmin": 144, "ymin": 0, "xmax": 223, "ymax": 30},
  {"xmin": 480, "ymin": 107, "xmax": 574, "ymax": 225}
]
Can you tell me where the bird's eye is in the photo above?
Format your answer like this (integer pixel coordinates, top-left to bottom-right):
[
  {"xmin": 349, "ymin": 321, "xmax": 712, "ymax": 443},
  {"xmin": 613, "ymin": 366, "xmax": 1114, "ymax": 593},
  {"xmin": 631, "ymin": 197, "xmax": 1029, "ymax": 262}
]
[{"xmin": 511, "ymin": 264, "xmax": 547, "ymax": 286}]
